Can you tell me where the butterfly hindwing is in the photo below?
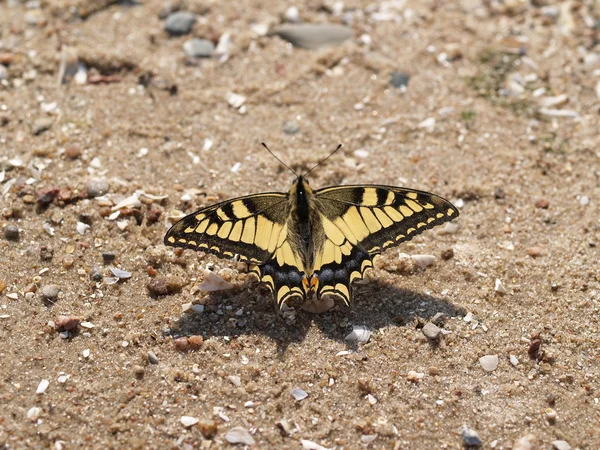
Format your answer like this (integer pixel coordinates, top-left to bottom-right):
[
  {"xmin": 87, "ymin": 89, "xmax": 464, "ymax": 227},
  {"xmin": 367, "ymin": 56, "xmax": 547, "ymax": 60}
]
[{"xmin": 164, "ymin": 193, "xmax": 288, "ymax": 264}]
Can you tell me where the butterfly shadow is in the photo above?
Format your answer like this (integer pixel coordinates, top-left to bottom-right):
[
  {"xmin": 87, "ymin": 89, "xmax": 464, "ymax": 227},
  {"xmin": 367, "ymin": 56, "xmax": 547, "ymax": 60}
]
[{"xmin": 172, "ymin": 279, "xmax": 465, "ymax": 353}]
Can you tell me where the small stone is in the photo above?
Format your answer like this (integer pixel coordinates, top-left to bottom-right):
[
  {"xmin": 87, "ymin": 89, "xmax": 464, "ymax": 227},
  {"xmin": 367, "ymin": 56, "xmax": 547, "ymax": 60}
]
[
  {"xmin": 411, "ymin": 254, "xmax": 436, "ymax": 269},
  {"xmin": 36, "ymin": 187, "xmax": 60, "ymax": 208},
  {"xmin": 36, "ymin": 379, "xmax": 49, "ymax": 394},
  {"xmin": 510, "ymin": 355, "xmax": 519, "ymax": 366},
  {"xmin": 41, "ymin": 284, "xmax": 60, "ymax": 301},
  {"xmin": 551, "ymin": 440, "xmax": 571, "ymax": 450},
  {"xmin": 545, "ymin": 408, "xmax": 557, "ymax": 424},
  {"xmin": 580, "ymin": 195, "xmax": 589, "ymax": 206},
  {"xmin": 102, "ymin": 252, "xmax": 116, "ymax": 264},
  {"xmin": 85, "ymin": 179, "xmax": 109, "ymax": 198},
  {"xmin": 292, "ymin": 387, "xmax": 308, "ymax": 401},
  {"xmin": 226, "ymin": 92, "xmax": 246, "ymax": 109},
  {"xmin": 274, "ymin": 24, "xmax": 353, "ymax": 49},
  {"xmin": 174, "ymin": 337, "xmax": 190, "ymax": 351},
  {"xmin": 5, "ymin": 224, "xmax": 19, "ymax": 241},
  {"xmin": 31, "ymin": 117, "xmax": 54, "ymax": 135},
  {"xmin": 440, "ymin": 248, "xmax": 454, "ymax": 260},
  {"xmin": 65, "ymin": 144, "xmax": 82, "ymax": 159},
  {"xmin": 527, "ymin": 247, "xmax": 544, "ymax": 257},
  {"xmin": 225, "ymin": 427, "xmax": 255, "ymax": 446},
  {"xmin": 494, "ymin": 278, "xmax": 507, "ymax": 294},
  {"xmin": 479, "ymin": 354, "xmax": 499, "ymax": 372},
  {"xmin": 422, "ymin": 322, "xmax": 441, "ymax": 340},
  {"xmin": 282, "ymin": 120, "xmax": 300, "ymax": 135},
  {"xmin": 461, "ymin": 426, "xmax": 482, "ymax": 447},
  {"xmin": 187, "ymin": 335, "xmax": 203, "ymax": 349},
  {"xmin": 198, "ymin": 419, "xmax": 217, "ymax": 438},
  {"xmin": 0, "ymin": 64, "xmax": 7, "ymax": 81},
  {"xmin": 535, "ymin": 198, "xmax": 549, "ymax": 209},
  {"xmin": 228, "ymin": 375, "xmax": 241, "ymax": 387},
  {"xmin": 428, "ymin": 366, "xmax": 440, "ymax": 376},
  {"xmin": 27, "ymin": 406, "xmax": 42, "ymax": 421},
  {"xmin": 284, "ymin": 6, "xmax": 300, "ymax": 23},
  {"xmin": 390, "ymin": 72, "xmax": 410, "ymax": 88},
  {"xmin": 165, "ymin": 11, "xmax": 195, "ymax": 36},
  {"xmin": 418, "ymin": 117, "xmax": 436, "ymax": 132},
  {"xmin": 147, "ymin": 276, "xmax": 185, "ymax": 296},
  {"xmin": 133, "ymin": 365, "xmax": 145, "ymax": 379},
  {"xmin": 406, "ymin": 370, "xmax": 425, "ymax": 382},
  {"xmin": 512, "ymin": 433, "xmax": 536, "ymax": 450},
  {"xmin": 183, "ymin": 38, "xmax": 215, "ymax": 58},
  {"xmin": 55, "ymin": 315, "xmax": 80, "ymax": 331},
  {"xmin": 180, "ymin": 415, "xmax": 200, "ymax": 427},
  {"xmin": 147, "ymin": 351, "xmax": 159, "ymax": 364}
]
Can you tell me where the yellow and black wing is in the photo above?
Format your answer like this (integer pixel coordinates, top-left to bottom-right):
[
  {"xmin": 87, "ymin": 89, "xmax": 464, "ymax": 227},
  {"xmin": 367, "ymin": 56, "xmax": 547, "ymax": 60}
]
[
  {"xmin": 164, "ymin": 193, "xmax": 289, "ymax": 264},
  {"xmin": 312, "ymin": 185, "xmax": 458, "ymax": 304}
]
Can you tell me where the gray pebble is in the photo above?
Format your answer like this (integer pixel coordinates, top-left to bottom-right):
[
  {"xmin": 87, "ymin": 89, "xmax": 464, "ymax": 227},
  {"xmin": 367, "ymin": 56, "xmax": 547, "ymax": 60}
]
[
  {"xmin": 90, "ymin": 267, "xmax": 103, "ymax": 282},
  {"xmin": 183, "ymin": 38, "xmax": 215, "ymax": 58},
  {"xmin": 461, "ymin": 426, "xmax": 482, "ymax": 447},
  {"xmin": 31, "ymin": 117, "xmax": 54, "ymax": 136},
  {"xmin": 431, "ymin": 312, "xmax": 446, "ymax": 325},
  {"xmin": 282, "ymin": 120, "xmax": 300, "ymax": 135},
  {"xmin": 147, "ymin": 351, "xmax": 159, "ymax": 364},
  {"xmin": 551, "ymin": 440, "xmax": 571, "ymax": 450},
  {"xmin": 422, "ymin": 322, "xmax": 441, "ymax": 340},
  {"xmin": 85, "ymin": 179, "xmax": 109, "ymax": 198},
  {"xmin": 5, "ymin": 224, "xmax": 20, "ymax": 241},
  {"xmin": 0, "ymin": 64, "xmax": 8, "ymax": 81},
  {"xmin": 390, "ymin": 72, "xmax": 410, "ymax": 88},
  {"xmin": 164, "ymin": 11, "xmax": 195, "ymax": 36},
  {"xmin": 274, "ymin": 24, "xmax": 353, "ymax": 49},
  {"xmin": 102, "ymin": 252, "xmax": 116, "ymax": 264},
  {"xmin": 42, "ymin": 284, "xmax": 60, "ymax": 301}
]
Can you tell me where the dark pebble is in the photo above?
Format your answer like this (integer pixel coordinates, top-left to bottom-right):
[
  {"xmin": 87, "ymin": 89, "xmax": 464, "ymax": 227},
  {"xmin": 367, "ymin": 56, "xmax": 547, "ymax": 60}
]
[
  {"xmin": 146, "ymin": 204, "xmax": 163, "ymax": 225},
  {"xmin": 79, "ymin": 212, "xmax": 93, "ymax": 225},
  {"xmin": 40, "ymin": 246, "xmax": 54, "ymax": 261},
  {"xmin": 147, "ymin": 276, "xmax": 185, "ymax": 296},
  {"xmin": 164, "ymin": 11, "xmax": 195, "ymax": 36},
  {"xmin": 441, "ymin": 248, "xmax": 454, "ymax": 260},
  {"xmin": 90, "ymin": 267, "xmax": 103, "ymax": 282},
  {"xmin": 5, "ymin": 224, "xmax": 19, "ymax": 241},
  {"xmin": 37, "ymin": 187, "xmax": 60, "ymax": 207},
  {"xmin": 102, "ymin": 252, "xmax": 116, "ymax": 264},
  {"xmin": 390, "ymin": 71, "xmax": 410, "ymax": 88}
]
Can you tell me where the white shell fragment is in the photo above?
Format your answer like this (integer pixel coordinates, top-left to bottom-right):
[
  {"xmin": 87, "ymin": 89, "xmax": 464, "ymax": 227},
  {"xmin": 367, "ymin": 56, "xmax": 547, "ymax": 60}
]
[
  {"xmin": 344, "ymin": 325, "xmax": 371, "ymax": 344},
  {"xmin": 228, "ymin": 375, "xmax": 242, "ymax": 387},
  {"xmin": 27, "ymin": 406, "xmax": 42, "ymax": 421},
  {"xmin": 76, "ymin": 221, "xmax": 90, "ymax": 235},
  {"xmin": 418, "ymin": 117, "xmax": 436, "ymax": 132},
  {"xmin": 225, "ymin": 427, "xmax": 255, "ymax": 446},
  {"xmin": 199, "ymin": 269, "xmax": 234, "ymax": 292},
  {"xmin": 411, "ymin": 254, "xmax": 436, "ymax": 269},
  {"xmin": 226, "ymin": 92, "xmax": 246, "ymax": 109},
  {"xmin": 494, "ymin": 278, "xmax": 507, "ymax": 294},
  {"xmin": 180, "ymin": 416, "xmax": 199, "ymax": 427},
  {"xmin": 292, "ymin": 387, "xmax": 308, "ymax": 401},
  {"xmin": 111, "ymin": 192, "xmax": 142, "ymax": 211},
  {"xmin": 479, "ymin": 354, "xmax": 499, "ymax": 372},
  {"xmin": 36, "ymin": 379, "xmax": 49, "ymax": 394},
  {"xmin": 109, "ymin": 268, "xmax": 132, "ymax": 279},
  {"xmin": 301, "ymin": 440, "xmax": 332, "ymax": 450}
]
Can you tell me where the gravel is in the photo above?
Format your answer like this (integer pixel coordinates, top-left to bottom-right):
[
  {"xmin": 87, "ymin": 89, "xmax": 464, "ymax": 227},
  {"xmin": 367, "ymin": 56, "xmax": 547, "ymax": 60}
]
[{"xmin": 164, "ymin": 11, "xmax": 195, "ymax": 36}]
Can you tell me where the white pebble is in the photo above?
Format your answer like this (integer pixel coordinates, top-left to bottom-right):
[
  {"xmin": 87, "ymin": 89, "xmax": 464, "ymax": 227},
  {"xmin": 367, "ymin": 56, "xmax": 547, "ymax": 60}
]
[
  {"xmin": 27, "ymin": 406, "xmax": 42, "ymax": 421},
  {"xmin": 510, "ymin": 355, "xmax": 519, "ymax": 366},
  {"xmin": 353, "ymin": 149, "xmax": 369, "ymax": 159},
  {"xmin": 111, "ymin": 192, "xmax": 141, "ymax": 211},
  {"xmin": 36, "ymin": 379, "xmax": 49, "ymax": 394},
  {"xmin": 225, "ymin": 427, "xmax": 255, "ymax": 446},
  {"xmin": 191, "ymin": 304, "xmax": 205, "ymax": 314},
  {"xmin": 463, "ymin": 311, "xmax": 474, "ymax": 322},
  {"xmin": 76, "ymin": 221, "xmax": 90, "ymax": 235},
  {"xmin": 539, "ymin": 108, "xmax": 578, "ymax": 118},
  {"xmin": 80, "ymin": 322, "xmax": 95, "ymax": 329},
  {"xmin": 226, "ymin": 92, "xmax": 246, "ymax": 109},
  {"xmin": 199, "ymin": 269, "xmax": 234, "ymax": 292},
  {"xmin": 344, "ymin": 325, "xmax": 371, "ymax": 344},
  {"xmin": 57, "ymin": 374, "xmax": 70, "ymax": 384},
  {"xmin": 228, "ymin": 375, "xmax": 241, "ymax": 387},
  {"xmin": 301, "ymin": 439, "xmax": 332, "ymax": 450},
  {"xmin": 411, "ymin": 254, "xmax": 436, "ymax": 269},
  {"xmin": 580, "ymin": 195, "xmax": 589, "ymax": 206},
  {"xmin": 366, "ymin": 394, "xmax": 377, "ymax": 405},
  {"xmin": 231, "ymin": 162, "xmax": 242, "ymax": 173},
  {"xmin": 284, "ymin": 6, "xmax": 300, "ymax": 23},
  {"xmin": 82, "ymin": 349, "xmax": 91, "ymax": 358},
  {"xmin": 551, "ymin": 440, "xmax": 571, "ymax": 450},
  {"xmin": 494, "ymin": 278, "xmax": 507, "ymax": 294},
  {"xmin": 479, "ymin": 354, "xmax": 499, "ymax": 372},
  {"xmin": 418, "ymin": 117, "xmax": 436, "ymax": 132},
  {"xmin": 292, "ymin": 387, "xmax": 308, "ymax": 401},
  {"xmin": 180, "ymin": 415, "xmax": 199, "ymax": 427},
  {"xmin": 361, "ymin": 434, "xmax": 377, "ymax": 443}
]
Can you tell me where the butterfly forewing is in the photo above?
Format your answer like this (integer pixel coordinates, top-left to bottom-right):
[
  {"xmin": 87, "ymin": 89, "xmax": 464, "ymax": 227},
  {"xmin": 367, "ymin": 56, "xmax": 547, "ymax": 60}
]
[{"xmin": 164, "ymin": 193, "xmax": 288, "ymax": 263}]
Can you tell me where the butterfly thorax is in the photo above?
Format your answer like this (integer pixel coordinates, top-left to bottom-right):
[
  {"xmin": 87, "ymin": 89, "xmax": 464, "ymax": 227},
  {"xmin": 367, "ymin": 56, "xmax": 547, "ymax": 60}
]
[{"xmin": 287, "ymin": 176, "xmax": 326, "ymax": 277}]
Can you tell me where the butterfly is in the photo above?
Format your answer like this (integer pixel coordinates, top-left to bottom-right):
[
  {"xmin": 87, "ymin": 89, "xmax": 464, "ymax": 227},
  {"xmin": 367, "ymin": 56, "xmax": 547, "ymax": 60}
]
[{"xmin": 164, "ymin": 144, "xmax": 459, "ymax": 307}]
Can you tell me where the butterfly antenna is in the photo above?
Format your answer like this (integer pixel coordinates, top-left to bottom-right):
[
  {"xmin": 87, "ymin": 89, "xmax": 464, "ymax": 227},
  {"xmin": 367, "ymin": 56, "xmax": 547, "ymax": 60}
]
[
  {"xmin": 261, "ymin": 142, "xmax": 298, "ymax": 177},
  {"xmin": 303, "ymin": 144, "xmax": 343, "ymax": 177}
]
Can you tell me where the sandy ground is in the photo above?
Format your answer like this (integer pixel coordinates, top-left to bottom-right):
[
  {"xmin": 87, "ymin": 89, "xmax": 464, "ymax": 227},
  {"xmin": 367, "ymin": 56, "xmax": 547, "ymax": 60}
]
[{"xmin": 1, "ymin": 0, "xmax": 600, "ymax": 449}]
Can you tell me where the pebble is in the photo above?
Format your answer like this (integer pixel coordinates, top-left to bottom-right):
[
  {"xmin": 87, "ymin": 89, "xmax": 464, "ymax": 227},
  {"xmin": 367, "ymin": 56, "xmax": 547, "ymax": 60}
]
[
  {"xmin": 36, "ymin": 379, "xmax": 49, "ymax": 394},
  {"xmin": 0, "ymin": 64, "xmax": 7, "ymax": 81},
  {"xmin": 65, "ymin": 144, "xmax": 82, "ymax": 159},
  {"xmin": 31, "ymin": 117, "xmax": 54, "ymax": 135},
  {"xmin": 406, "ymin": 370, "xmax": 425, "ymax": 382},
  {"xmin": 228, "ymin": 375, "xmax": 241, "ymax": 387},
  {"xmin": 282, "ymin": 120, "xmax": 300, "ymax": 135},
  {"xmin": 180, "ymin": 415, "xmax": 199, "ymax": 427},
  {"xmin": 102, "ymin": 252, "xmax": 116, "ymax": 264},
  {"xmin": 199, "ymin": 269, "xmax": 233, "ymax": 292},
  {"xmin": 225, "ymin": 427, "xmax": 255, "ymax": 446},
  {"xmin": 512, "ymin": 434, "xmax": 536, "ymax": 450},
  {"xmin": 545, "ymin": 408, "xmax": 557, "ymax": 423},
  {"xmin": 539, "ymin": 108, "xmax": 578, "ymax": 118},
  {"xmin": 147, "ymin": 351, "xmax": 159, "ymax": 364},
  {"xmin": 479, "ymin": 354, "xmax": 499, "ymax": 372},
  {"xmin": 183, "ymin": 38, "xmax": 215, "ymax": 58},
  {"xmin": 461, "ymin": 426, "xmax": 482, "ymax": 447},
  {"xmin": 418, "ymin": 117, "xmax": 436, "ymax": 132},
  {"xmin": 494, "ymin": 278, "xmax": 507, "ymax": 294},
  {"xmin": 535, "ymin": 198, "xmax": 549, "ymax": 209},
  {"xmin": 85, "ymin": 179, "xmax": 109, "ymax": 198},
  {"xmin": 539, "ymin": 94, "xmax": 568, "ymax": 108},
  {"xmin": 284, "ymin": 6, "xmax": 300, "ymax": 23},
  {"xmin": 440, "ymin": 248, "xmax": 454, "ymax": 260},
  {"xmin": 510, "ymin": 355, "xmax": 519, "ymax": 366},
  {"xmin": 27, "ymin": 406, "xmax": 42, "ymax": 421},
  {"xmin": 273, "ymin": 24, "xmax": 353, "ymax": 49},
  {"xmin": 164, "ymin": 11, "xmax": 195, "ymax": 36},
  {"xmin": 390, "ymin": 72, "xmax": 410, "ymax": 88},
  {"xmin": 226, "ymin": 92, "xmax": 246, "ymax": 109},
  {"xmin": 5, "ymin": 224, "xmax": 19, "ymax": 241},
  {"xmin": 353, "ymin": 149, "xmax": 369, "ymax": 159},
  {"xmin": 551, "ymin": 440, "xmax": 571, "ymax": 450},
  {"xmin": 580, "ymin": 195, "xmax": 589, "ymax": 206},
  {"xmin": 198, "ymin": 419, "xmax": 217, "ymax": 438},
  {"xmin": 411, "ymin": 254, "xmax": 436, "ymax": 269},
  {"xmin": 146, "ymin": 275, "xmax": 185, "ymax": 296},
  {"xmin": 527, "ymin": 246, "xmax": 543, "ymax": 257},
  {"xmin": 55, "ymin": 315, "xmax": 80, "ymax": 331},
  {"xmin": 344, "ymin": 325, "xmax": 371, "ymax": 344},
  {"xmin": 292, "ymin": 387, "xmax": 308, "ymax": 401},
  {"xmin": 422, "ymin": 322, "xmax": 442, "ymax": 340},
  {"xmin": 41, "ymin": 284, "xmax": 60, "ymax": 301}
]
